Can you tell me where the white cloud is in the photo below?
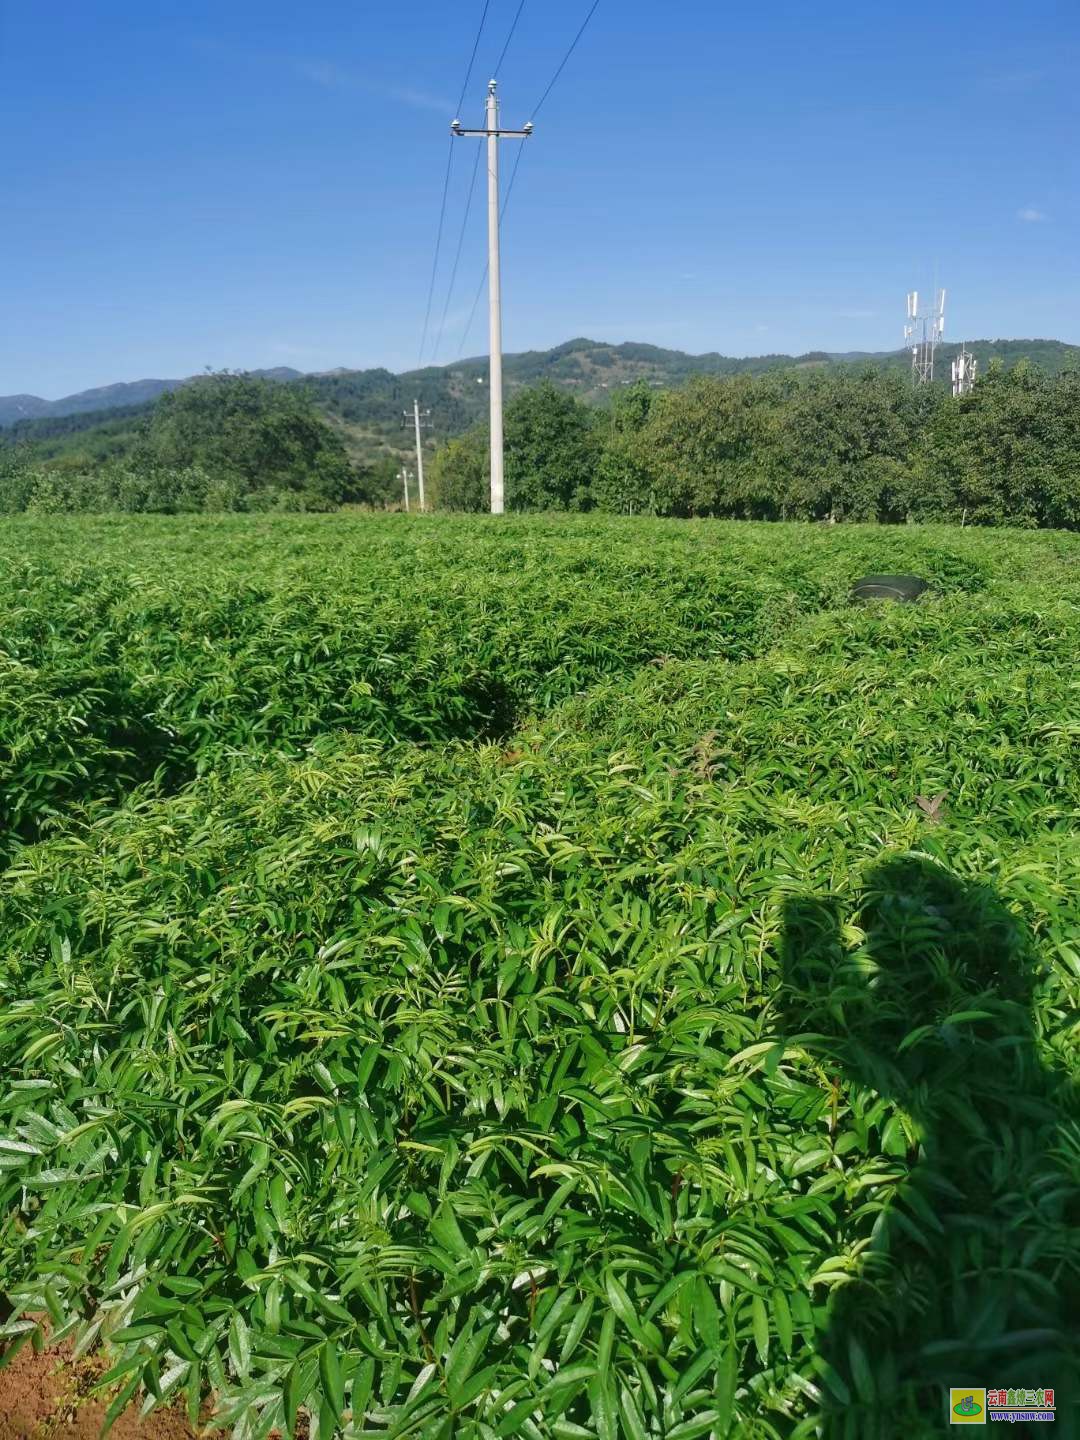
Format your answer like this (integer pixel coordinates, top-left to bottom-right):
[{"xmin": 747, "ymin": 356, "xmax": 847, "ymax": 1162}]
[
  {"xmin": 293, "ymin": 59, "xmax": 449, "ymax": 112},
  {"xmin": 388, "ymin": 85, "xmax": 453, "ymax": 114},
  {"xmin": 1017, "ymin": 206, "xmax": 1049, "ymax": 223},
  {"xmin": 296, "ymin": 60, "xmax": 348, "ymax": 89}
]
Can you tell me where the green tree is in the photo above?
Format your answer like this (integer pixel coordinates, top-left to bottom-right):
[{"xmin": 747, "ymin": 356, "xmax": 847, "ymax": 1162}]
[
  {"xmin": 764, "ymin": 368, "xmax": 932, "ymax": 522},
  {"xmin": 352, "ymin": 454, "xmax": 408, "ymax": 509},
  {"xmin": 630, "ymin": 374, "xmax": 774, "ymax": 517},
  {"xmin": 593, "ymin": 381, "xmax": 656, "ymax": 513},
  {"xmin": 915, "ymin": 360, "xmax": 1080, "ymax": 528},
  {"xmin": 0, "ymin": 445, "xmax": 37, "ymax": 512},
  {"xmin": 141, "ymin": 372, "xmax": 355, "ymax": 508},
  {"xmin": 504, "ymin": 382, "xmax": 598, "ymax": 511},
  {"xmin": 430, "ymin": 427, "xmax": 489, "ymax": 511},
  {"xmin": 431, "ymin": 384, "xmax": 598, "ymax": 511}
]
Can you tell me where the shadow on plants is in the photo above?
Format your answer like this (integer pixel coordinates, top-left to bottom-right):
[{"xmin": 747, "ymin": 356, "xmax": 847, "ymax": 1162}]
[
  {"xmin": 455, "ymin": 673, "xmax": 520, "ymax": 742},
  {"xmin": 777, "ymin": 857, "xmax": 1080, "ymax": 1438},
  {"xmin": 0, "ymin": 674, "xmax": 189, "ymax": 861}
]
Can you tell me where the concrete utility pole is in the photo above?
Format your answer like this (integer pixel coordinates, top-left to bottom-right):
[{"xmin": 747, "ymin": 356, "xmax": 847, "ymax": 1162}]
[
  {"xmin": 400, "ymin": 466, "xmax": 410, "ymax": 512},
  {"xmin": 403, "ymin": 400, "xmax": 433, "ymax": 510},
  {"xmin": 452, "ymin": 82, "xmax": 532, "ymax": 514}
]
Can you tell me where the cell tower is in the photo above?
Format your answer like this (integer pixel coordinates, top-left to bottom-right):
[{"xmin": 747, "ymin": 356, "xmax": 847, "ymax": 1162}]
[
  {"xmin": 951, "ymin": 344, "xmax": 977, "ymax": 397},
  {"xmin": 904, "ymin": 287, "xmax": 946, "ymax": 385}
]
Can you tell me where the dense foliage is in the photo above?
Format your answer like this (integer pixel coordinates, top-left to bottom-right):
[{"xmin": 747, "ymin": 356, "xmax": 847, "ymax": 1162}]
[
  {"xmin": 1, "ymin": 515, "xmax": 1078, "ymax": 1438},
  {"xmin": 5, "ymin": 341, "xmax": 1079, "ymax": 521},
  {"xmin": 1, "ymin": 402, "xmax": 153, "ymax": 462},
  {"xmin": 144, "ymin": 374, "xmax": 354, "ymax": 503},
  {"xmin": 431, "ymin": 386, "xmax": 600, "ymax": 513},
  {"xmin": 433, "ymin": 363, "xmax": 1080, "ymax": 527},
  {"xmin": 0, "ymin": 375, "xmax": 357, "ymax": 514}
]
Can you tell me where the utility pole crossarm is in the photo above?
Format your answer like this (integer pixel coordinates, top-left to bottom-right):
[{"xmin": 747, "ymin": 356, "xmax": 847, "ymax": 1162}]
[
  {"xmin": 450, "ymin": 79, "xmax": 533, "ymax": 515},
  {"xmin": 451, "ymin": 122, "xmax": 534, "ymax": 137}
]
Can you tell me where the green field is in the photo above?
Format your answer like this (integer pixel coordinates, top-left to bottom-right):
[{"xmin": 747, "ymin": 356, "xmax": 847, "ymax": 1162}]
[{"xmin": 1, "ymin": 514, "xmax": 1078, "ymax": 1438}]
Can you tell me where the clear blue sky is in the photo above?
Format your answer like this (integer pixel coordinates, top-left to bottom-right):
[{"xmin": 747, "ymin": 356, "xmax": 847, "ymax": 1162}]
[{"xmin": 2, "ymin": 0, "xmax": 1077, "ymax": 398}]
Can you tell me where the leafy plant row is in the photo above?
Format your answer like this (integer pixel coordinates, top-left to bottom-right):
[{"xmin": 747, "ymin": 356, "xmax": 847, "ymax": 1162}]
[
  {"xmin": 2, "ymin": 525, "xmax": 1078, "ymax": 1435},
  {"xmin": 0, "ymin": 514, "xmax": 1002, "ymax": 856}
]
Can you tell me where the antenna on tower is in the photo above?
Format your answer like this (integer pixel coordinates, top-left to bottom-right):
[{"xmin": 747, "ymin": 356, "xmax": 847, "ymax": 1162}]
[
  {"xmin": 952, "ymin": 342, "xmax": 977, "ymax": 397},
  {"xmin": 905, "ymin": 285, "xmax": 946, "ymax": 385}
]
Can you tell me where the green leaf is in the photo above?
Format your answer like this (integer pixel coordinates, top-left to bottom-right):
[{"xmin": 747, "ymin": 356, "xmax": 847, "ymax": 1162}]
[
  {"xmin": 319, "ymin": 1340, "xmax": 344, "ymax": 1424},
  {"xmin": 848, "ymin": 1334, "xmax": 875, "ymax": 1406},
  {"xmin": 283, "ymin": 1361, "xmax": 302, "ymax": 1439},
  {"xmin": 773, "ymin": 1289, "xmax": 793, "ymax": 1357},
  {"xmin": 229, "ymin": 1312, "xmax": 252, "ymax": 1380},
  {"xmin": 102, "ymin": 1370, "xmax": 142, "ymax": 1434},
  {"xmin": 751, "ymin": 1295, "xmax": 769, "ymax": 1364},
  {"xmin": 429, "ymin": 1201, "xmax": 470, "ymax": 1258}
]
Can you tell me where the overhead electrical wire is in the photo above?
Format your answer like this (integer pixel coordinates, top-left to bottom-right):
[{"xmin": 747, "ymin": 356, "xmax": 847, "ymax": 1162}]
[
  {"xmin": 453, "ymin": 0, "xmax": 601, "ymax": 360},
  {"xmin": 493, "ymin": 0, "xmax": 528, "ymax": 77},
  {"xmin": 456, "ymin": 146, "xmax": 527, "ymax": 359},
  {"xmin": 416, "ymin": 143, "xmax": 455, "ymax": 369},
  {"xmin": 531, "ymin": 0, "xmax": 601, "ymax": 119},
  {"xmin": 416, "ymin": 0, "xmax": 492, "ymax": 369},
  {"xmin": 429, "ymin": 0, "xmax": 529, "ymax": 364},
  {"xmin": 455, "ymin": 0, "xmax": 492, "ymax": 114},
  {"xmin": 429, "ymin": 118, "xmax": 485, "ymax": 364}
]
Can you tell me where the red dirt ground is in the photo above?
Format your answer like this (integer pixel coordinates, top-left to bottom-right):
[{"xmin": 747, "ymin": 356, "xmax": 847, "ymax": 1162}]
[{"xmin": 0, "ymin": 1336, "xmax": 197, "ymax": 1440}]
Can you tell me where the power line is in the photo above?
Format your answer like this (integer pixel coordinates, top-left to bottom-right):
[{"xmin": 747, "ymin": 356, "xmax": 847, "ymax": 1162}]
[
  {"xmin": 416, "ymin": 0, "xmax": 493, "ymax": 368},
  {"xmin": 450, "ymin": 0, "xmax": 600, "ymax": 361},
  {"xmin": 531, "ymin": 0, "xmax": 600, "ymax": 118},
  {"xmin": 494, "ymin": 0, "xmax": 528, "ymax": 76},
  {"xmin": 456, "ymin": 144, "xmax": 527, "ymax": 359},
  {"xmin": 456, "ymin": 0, "xmax": 492, "ymax": 113},
  {"xmin": 416, "ymin": 142, "xmax": 455, "ymax": 369},
  {"xmin": 429, "ymin": 2, "xmax": 528, "ymax": 365},
  {"xmin": 430, "ymin": 120, "xmax": 484, "ymax": 363}
]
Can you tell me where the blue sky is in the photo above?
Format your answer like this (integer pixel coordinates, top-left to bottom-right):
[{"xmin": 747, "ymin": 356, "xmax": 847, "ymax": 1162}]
[{"xmin": 2, "ymin": 0, "xmax": 1077, "ymax": 398}]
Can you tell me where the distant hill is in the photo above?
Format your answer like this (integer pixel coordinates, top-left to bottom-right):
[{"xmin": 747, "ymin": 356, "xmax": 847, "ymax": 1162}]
[
  {"xmin": 0, "ymin": 368, "xmax": 305, "ymax": 428},
  {"xmin": 423, "ymin": 336, "xmax": 1079, "ymax": 401},
  {"xmin": 4, "ymin": 339, "xmax": 1076, "ymax": 466},
  {"xmin": 295, "ymin": 337, "xmax": 1080, "ymax": 464},
  {"xmin": 0, "ymin": 394, "xmax": 53, "ymax": 424}
]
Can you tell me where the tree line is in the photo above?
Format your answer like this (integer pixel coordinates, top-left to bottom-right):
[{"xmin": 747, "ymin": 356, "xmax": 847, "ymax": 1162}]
[
  {"xmin": 3, "ymin": 360, "xmax": 1078, "ymax": 527},
  {"xmin": 0, "ymin": 373, "xmax": 385, "ymax": 513},
  {"xmin": 432, "ymin": 360, "xmax": 1080, "ymax": 528}
]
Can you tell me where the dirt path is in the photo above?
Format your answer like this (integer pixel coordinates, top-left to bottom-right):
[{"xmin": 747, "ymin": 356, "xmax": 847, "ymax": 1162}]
[{"xmin": 0, "ymin": 1337, "xmax": 197, "ymax": 1440}]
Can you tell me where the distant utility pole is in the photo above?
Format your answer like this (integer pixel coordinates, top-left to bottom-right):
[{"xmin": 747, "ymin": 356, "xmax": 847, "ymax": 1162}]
[
  {"xmin": 905, "ymin": 287, "xmax": 946, "ymax": 385},
  {"xmin": 400, "ymin": 466, "xmax": 411, "ymax": 512},
  {"xmin": 403, "ymin": 399, "xmax": 433, "ymax": 509},
  {"xmin": 452, "ymin": 81, "xmax": 533, "ymax": 514}
]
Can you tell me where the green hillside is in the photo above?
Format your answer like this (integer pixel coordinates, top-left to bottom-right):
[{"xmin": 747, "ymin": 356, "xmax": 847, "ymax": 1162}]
[
  {"xmin": 308, "ymin": 337, "xmax": 1080, "ymax": 458},
  {"xmin": 4, "ymin": 337, "xmax": 1077, "ymax": 470}
]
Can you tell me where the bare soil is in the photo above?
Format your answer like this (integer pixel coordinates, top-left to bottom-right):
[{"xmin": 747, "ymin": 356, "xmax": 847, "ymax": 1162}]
[{"xmin": 0, "ymin": 1335, "xmax": 197, "ymax": 1440}]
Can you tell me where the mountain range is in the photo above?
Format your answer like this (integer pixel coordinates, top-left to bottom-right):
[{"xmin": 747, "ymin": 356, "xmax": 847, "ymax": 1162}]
[
  {"xmin": 3, "ymin": 338, "xmax": 1077, "ymax": 464},
  {"xmin": 0, "ymin": 368, "xmax": 306, "ymax": 428}
]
